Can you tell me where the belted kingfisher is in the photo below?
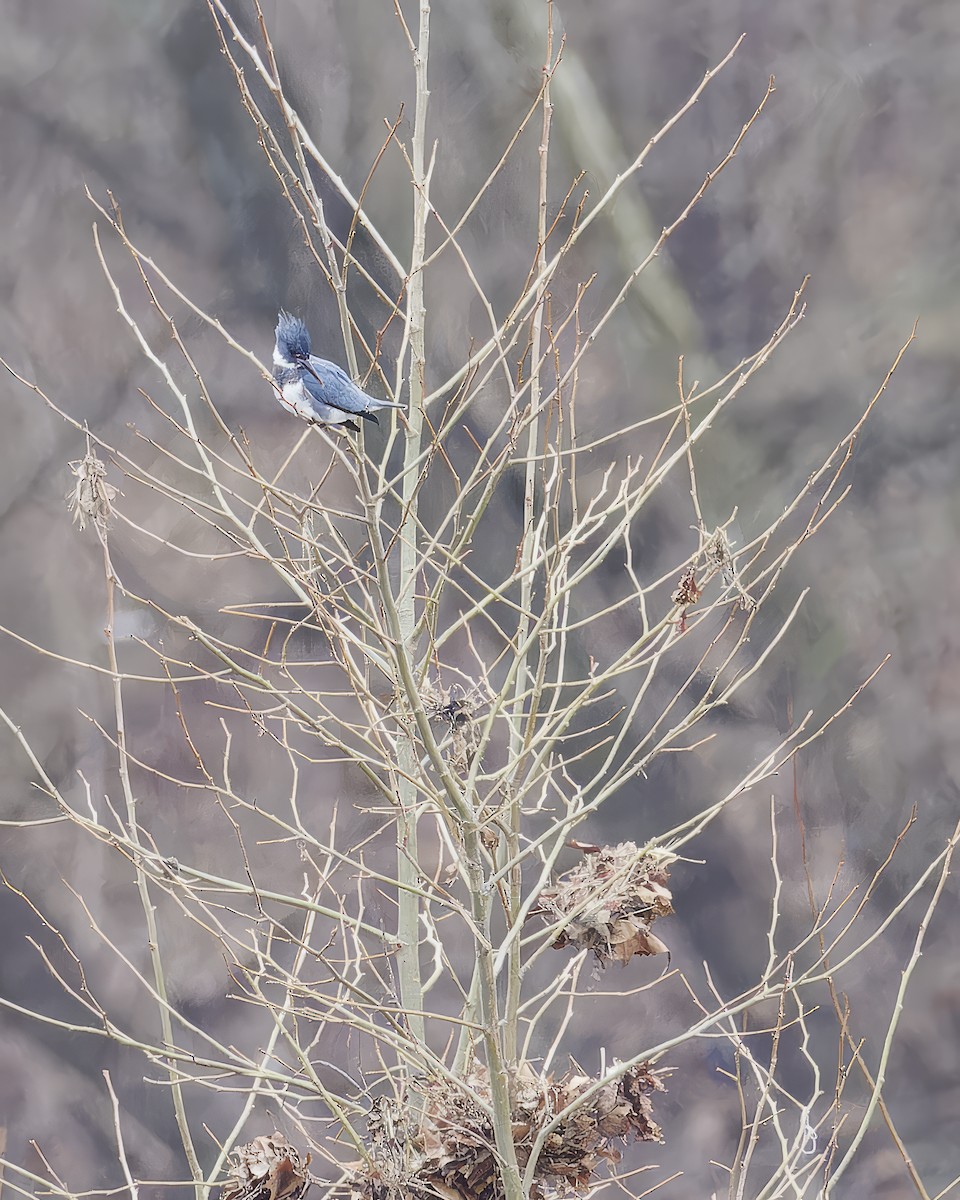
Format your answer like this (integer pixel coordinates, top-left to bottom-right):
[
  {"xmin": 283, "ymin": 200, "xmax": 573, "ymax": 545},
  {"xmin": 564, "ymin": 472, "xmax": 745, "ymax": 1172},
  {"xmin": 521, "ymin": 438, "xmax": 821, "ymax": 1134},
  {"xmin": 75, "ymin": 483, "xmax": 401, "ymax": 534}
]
[{"xmin": 271, "ymin": 311, "xmax": 403, "ymax": 433}]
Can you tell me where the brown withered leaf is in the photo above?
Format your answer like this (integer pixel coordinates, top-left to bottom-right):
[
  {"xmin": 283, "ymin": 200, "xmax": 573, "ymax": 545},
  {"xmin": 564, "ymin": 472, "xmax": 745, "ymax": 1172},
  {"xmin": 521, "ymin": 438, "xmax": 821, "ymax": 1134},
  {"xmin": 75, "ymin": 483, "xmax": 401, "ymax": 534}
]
[{"xmin": 672, "ymin": 566, "xmax": 701, "ymax": 608}]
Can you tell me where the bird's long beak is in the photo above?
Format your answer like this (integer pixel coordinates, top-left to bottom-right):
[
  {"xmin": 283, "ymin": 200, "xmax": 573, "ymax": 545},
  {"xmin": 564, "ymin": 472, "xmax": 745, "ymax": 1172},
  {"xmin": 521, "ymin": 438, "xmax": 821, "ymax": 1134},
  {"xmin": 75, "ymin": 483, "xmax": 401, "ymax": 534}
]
[{"xmin": 298, "ymin": 357, "xmax": 325, "ymax": 389}]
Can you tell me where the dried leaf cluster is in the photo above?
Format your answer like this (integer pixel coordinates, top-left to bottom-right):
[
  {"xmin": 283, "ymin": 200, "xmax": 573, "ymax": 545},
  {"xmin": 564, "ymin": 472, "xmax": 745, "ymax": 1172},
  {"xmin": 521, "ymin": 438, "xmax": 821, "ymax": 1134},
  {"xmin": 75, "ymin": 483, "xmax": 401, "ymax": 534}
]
[
  {"xmin": 220, "ymin": 1133, "xmax": 312, "ymax": 1200},
  {"xmin": 671, "ymin": 566, "xmax": 702, "ymax": 609},
  {"xmin": 66, "ymin": 449, "xmax": 118, "ymax": 532},
  {"xmin": 421, "ymin": 679, "xmax": 489, "ymax": 771},
  {"xmin": 707, "ymin": 528, "xmax": 755, "ymax": 611},
  {"xmin": 354, "ymin": 1063, "xmax": 663, "ymax": 1200},
  {"xmin": 532, "ymin": 843, "xmax": 673, "ymax": 966}
]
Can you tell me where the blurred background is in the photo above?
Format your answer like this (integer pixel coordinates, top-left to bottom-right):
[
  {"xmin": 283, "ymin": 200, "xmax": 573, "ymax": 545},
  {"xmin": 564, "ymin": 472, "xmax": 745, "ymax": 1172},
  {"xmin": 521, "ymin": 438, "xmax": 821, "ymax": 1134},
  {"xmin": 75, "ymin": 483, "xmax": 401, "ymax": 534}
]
[{"xmin": 1, "ymin": 1, "xmax": 958, "ymax": 1197}]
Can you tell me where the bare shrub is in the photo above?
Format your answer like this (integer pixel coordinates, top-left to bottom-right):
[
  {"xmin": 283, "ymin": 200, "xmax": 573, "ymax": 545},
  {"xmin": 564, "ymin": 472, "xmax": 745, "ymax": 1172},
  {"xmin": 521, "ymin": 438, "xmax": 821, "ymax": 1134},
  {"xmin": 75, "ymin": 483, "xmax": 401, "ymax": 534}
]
[{"xmin": 0, "ymin": 4, "xmax": 946, "ymax": 1200}]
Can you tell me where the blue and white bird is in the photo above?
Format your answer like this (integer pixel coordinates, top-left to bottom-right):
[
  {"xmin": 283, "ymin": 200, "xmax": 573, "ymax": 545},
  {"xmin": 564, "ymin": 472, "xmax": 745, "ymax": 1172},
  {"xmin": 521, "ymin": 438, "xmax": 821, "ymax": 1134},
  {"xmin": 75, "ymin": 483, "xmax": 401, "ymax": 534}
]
[{"xmin": 271, "ymin": 311, "xmax": 403, "ymax": 433}]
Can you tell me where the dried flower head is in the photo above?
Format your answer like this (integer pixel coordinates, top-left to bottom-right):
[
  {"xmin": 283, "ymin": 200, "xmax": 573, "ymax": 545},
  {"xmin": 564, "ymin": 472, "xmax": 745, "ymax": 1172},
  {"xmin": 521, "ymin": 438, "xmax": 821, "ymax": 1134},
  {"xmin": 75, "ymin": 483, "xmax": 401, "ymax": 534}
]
[
  {"xmin": 67, "ymin": 449, "xmax": 118, "ymax": 532},
  {"xmin": 352, "ymin": 1062, "xmax": 663, "ymax": 1200},
  {"xmin": 531, "ymin": 842, "xmax": 673, "ymax": 966},
  {"xmin": 220, "ymin": 1133, "xmax": 311, "ymax": 1200}
]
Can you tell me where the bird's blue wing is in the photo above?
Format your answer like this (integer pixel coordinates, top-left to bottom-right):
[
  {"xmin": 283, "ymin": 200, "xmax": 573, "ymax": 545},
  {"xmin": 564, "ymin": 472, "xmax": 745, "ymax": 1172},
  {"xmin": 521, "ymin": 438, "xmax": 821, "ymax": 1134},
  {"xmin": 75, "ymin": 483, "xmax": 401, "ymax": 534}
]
[
  {"xmin": 314, "ymin": 358, "xmax": 363, "ymax": 392},
  {"xmin": 300, "ymin": 358, "xmax": 369, "ymax": 417},
  {"xmin": 320, "ymin": 358, "xmax": 398, "ymax": 407}
]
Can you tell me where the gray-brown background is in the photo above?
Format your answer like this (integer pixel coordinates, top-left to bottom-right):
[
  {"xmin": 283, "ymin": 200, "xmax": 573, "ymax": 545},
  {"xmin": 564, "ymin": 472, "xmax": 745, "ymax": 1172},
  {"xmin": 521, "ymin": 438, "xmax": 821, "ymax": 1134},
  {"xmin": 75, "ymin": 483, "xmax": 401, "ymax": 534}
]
[{"xmin": 1, "ymin": 1, "xmax": 958, "ymax": 1197}]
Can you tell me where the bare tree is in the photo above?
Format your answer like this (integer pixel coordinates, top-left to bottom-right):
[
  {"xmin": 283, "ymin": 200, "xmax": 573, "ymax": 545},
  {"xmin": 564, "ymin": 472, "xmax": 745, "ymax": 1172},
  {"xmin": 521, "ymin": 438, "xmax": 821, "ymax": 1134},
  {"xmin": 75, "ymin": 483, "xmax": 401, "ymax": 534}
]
[{"xmin": 0, "ymin": 4, "xmax": 948, "ymax": 1200}]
